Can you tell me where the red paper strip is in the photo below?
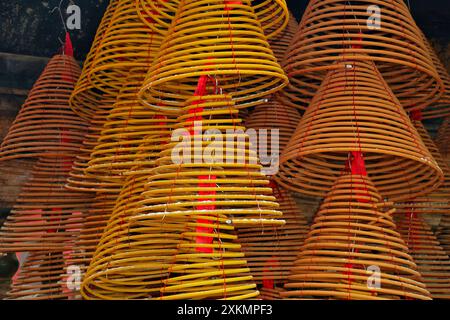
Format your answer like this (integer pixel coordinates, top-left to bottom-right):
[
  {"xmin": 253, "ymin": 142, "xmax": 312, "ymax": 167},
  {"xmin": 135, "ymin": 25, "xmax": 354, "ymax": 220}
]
[{"xmin": 64, "ymin": 32, "xmax": 74, "ymax": 57}]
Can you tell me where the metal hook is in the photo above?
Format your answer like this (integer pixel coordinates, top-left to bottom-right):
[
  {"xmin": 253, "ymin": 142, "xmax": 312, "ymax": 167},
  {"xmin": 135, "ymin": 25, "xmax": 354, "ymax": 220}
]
[{"xmin": 50, "ymin": 0, "xmax": 68, "ymax": 34}]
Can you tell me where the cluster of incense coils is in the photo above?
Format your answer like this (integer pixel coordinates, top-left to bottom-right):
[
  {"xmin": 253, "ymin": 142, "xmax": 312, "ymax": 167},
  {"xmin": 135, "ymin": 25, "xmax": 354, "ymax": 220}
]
[{"xmin": 1, "ymin": 0, "xmax": 450, "ymax": 300}]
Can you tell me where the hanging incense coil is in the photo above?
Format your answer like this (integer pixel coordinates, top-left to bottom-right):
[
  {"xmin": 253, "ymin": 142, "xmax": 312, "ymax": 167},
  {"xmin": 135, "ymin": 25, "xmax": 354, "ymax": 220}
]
[
  {"xmin": 86, "ymin": 0, "xmax": 172, "ymax": 99},
  {"xmin": 72, "ymin": 0, "xmax": 175, "ymax": 182},
  {"xmin": 80, "ymin": 114, "xmax": 175, "ymax": 299},
  {"xmin": 395, "ymin": 118, "xmax": 450, "ymax": 214},
  {"xmin": 281, "ymin": 174, "xmax": 431, "ymax": 300},
  {"xmin": 396, "ymin": 213, "xmax": 450, "ymax": 299},
  {"xmin": 237, "ymin": 183, "xmax": 309, "ymax": 285},
  {"xmin": 138, "ymin": 0, "xmax": 288, "ymax": 115},
  {"xmin": 276, "ymin": 58, "xmax": 443, "ymax": 202},
  {"xmin": 422, "ymin": 40, "xmax": 450, "ymax": 119},
  {"xmin": 137, "ymin": 0, "xmax": 289, "ymax": 40},
  {"xmin": 122, "ymin": 149, "xmax": 261, "ymax": 300},
  {"xmin": 267, "ymin": 10, "xmax": 297, "ymax": 62},
  {"xmin": 134, "ymin": 94, "xmax": 284, "ymax": 226},
  {"xmin": 0, "ymin": 158, "xmax": 92, "ymax": 252},
  {"xmin": 67, "ymin": 105, "xmax": 173, "ymax": 295},
  {"xmin": 85, "ymin": 70, "xmax": 177, "ymax": 182},
  {"xmin": 0, "ymin": 54, "xmax": 88, "ymax": 161},
  {"xmin": 79, "ymin": 100, "xmax": 173, "ymax": 299},
  {"xmin": 69, "ymin": 0, "xmax": 175, "ymax": 120},
  {"xmin": 436, "ymin": 215, "xmax": 450, "ymax": 257},
  {"xmin": 81, "ymin": 155, "xmax": 177, "ymax": 299},
  {"xmin": 245, "ymin": 97, "xmax": 301, "ymax": 153},
  {"xmin": 81, "ymin": 94, "xmax": 285, "ymax": 299},
  {"xmin": 69, "ymin": 0, "xmax": 121, "ymax": 121},
  {"xmin": 6, "ymin": 252, "xmax": 70, "ymax": 300},
  {"xmin": 279, "ymin": 0, "xmax": 443, "ymax": 112}
]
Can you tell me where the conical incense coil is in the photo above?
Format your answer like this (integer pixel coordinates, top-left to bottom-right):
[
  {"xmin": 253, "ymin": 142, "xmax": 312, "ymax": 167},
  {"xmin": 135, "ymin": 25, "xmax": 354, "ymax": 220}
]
[
  {"xmin": 80, "ymin": 111, "xmax": 174, "ymax": 299},
  {"xmin": 137, "ymin": 0, "xmax": 289, "ymax": 40},
  {"xmin": 422, "ymin": 40, "xmax": 450, "ymax": 119},
  {"xmin": 6, "ymin": 252, "xmax": 71, "ymax": 300},
  {"xmin": 436, "ymin": 215, "xmax": 450, "ymax": 257},
  {"xmin": 81, "ymin": 170, "xmax": 176, "ymax": 299},
  {"xmin": 69, "ymin": 0, "xmax": 123, "ymax": 121},
  {"xmin": 65, "ymin": 104, "xmax": 122, "ymax": 193},
  {"xmin": 127, "ymin": 153, "xmax": 259, "ymax": 300},
  {"xmin": 276, "ymin": 58, "xmax": 443, "ymax": 202},
  {"xmin": 86, "ymin": 0, "xmax": 172, "ymax": 98},
  {"xmin": 267, "ymin": 10, "xmax": 297, "ymax": 62},
  {"xmin": 135, "ymin": 94, "xmax": 284, "ymax": 226},
  {"xmin": 89, "ymin": 177, "xmax": 260, "ymax": 299},
  {"xmin": 395, "ymin": 117, "xmax": 450, "ymax": 214},
  {"xmin": 81, "ymin": 93, "xmax": 284, "ymax": 299},
  {"xmin": 395, "ymin": 213, "xmax": 450, "ymax": 299},
  {"xmin": 138, "ymin": 0, "xmax": 288, "ymax": 115},
  {"xmin": 85, "ymin": 70, "xmax": 177, "ymax": 182},
  {"xmin": 279, "ymin": 0, "xmax": 443, "ymax": 112},
  {"xmin": 0, "ymin": 54, "xmax": 87, "ymax": 161},
  {"xmin": 237, "ymin": 183, "xmax": 309, "ymax": 285},
  {"xmin": 67, "ymin": 108, "xmax": 172, "ymax": 295},
  {"xmin": 0, "ymin": 158, "xmax": 92, "ymax": 252},
  {"xmin": 281, "ymin": 174, "xmax": 431, "ymax": 300},
  {"xmin": 245, "ymin": 97, "xmax": 301, "ymax": 153}
]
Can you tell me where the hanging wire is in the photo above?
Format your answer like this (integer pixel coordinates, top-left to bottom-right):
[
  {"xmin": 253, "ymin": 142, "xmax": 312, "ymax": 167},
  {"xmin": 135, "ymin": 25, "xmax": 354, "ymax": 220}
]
[
  {"xmin": 50, "ymin": 0, "xmax": 69, "ymax": 33},
  {"xmin": 50, "ymin": 0, "xmax": 69, "ymax": 51}
]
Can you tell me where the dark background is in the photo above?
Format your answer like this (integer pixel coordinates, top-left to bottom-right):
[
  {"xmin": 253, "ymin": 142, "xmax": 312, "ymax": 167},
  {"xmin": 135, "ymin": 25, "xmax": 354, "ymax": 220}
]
[{"xmin": 0, "ymin": 0, "xmax": 109, "ymax": 60}]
